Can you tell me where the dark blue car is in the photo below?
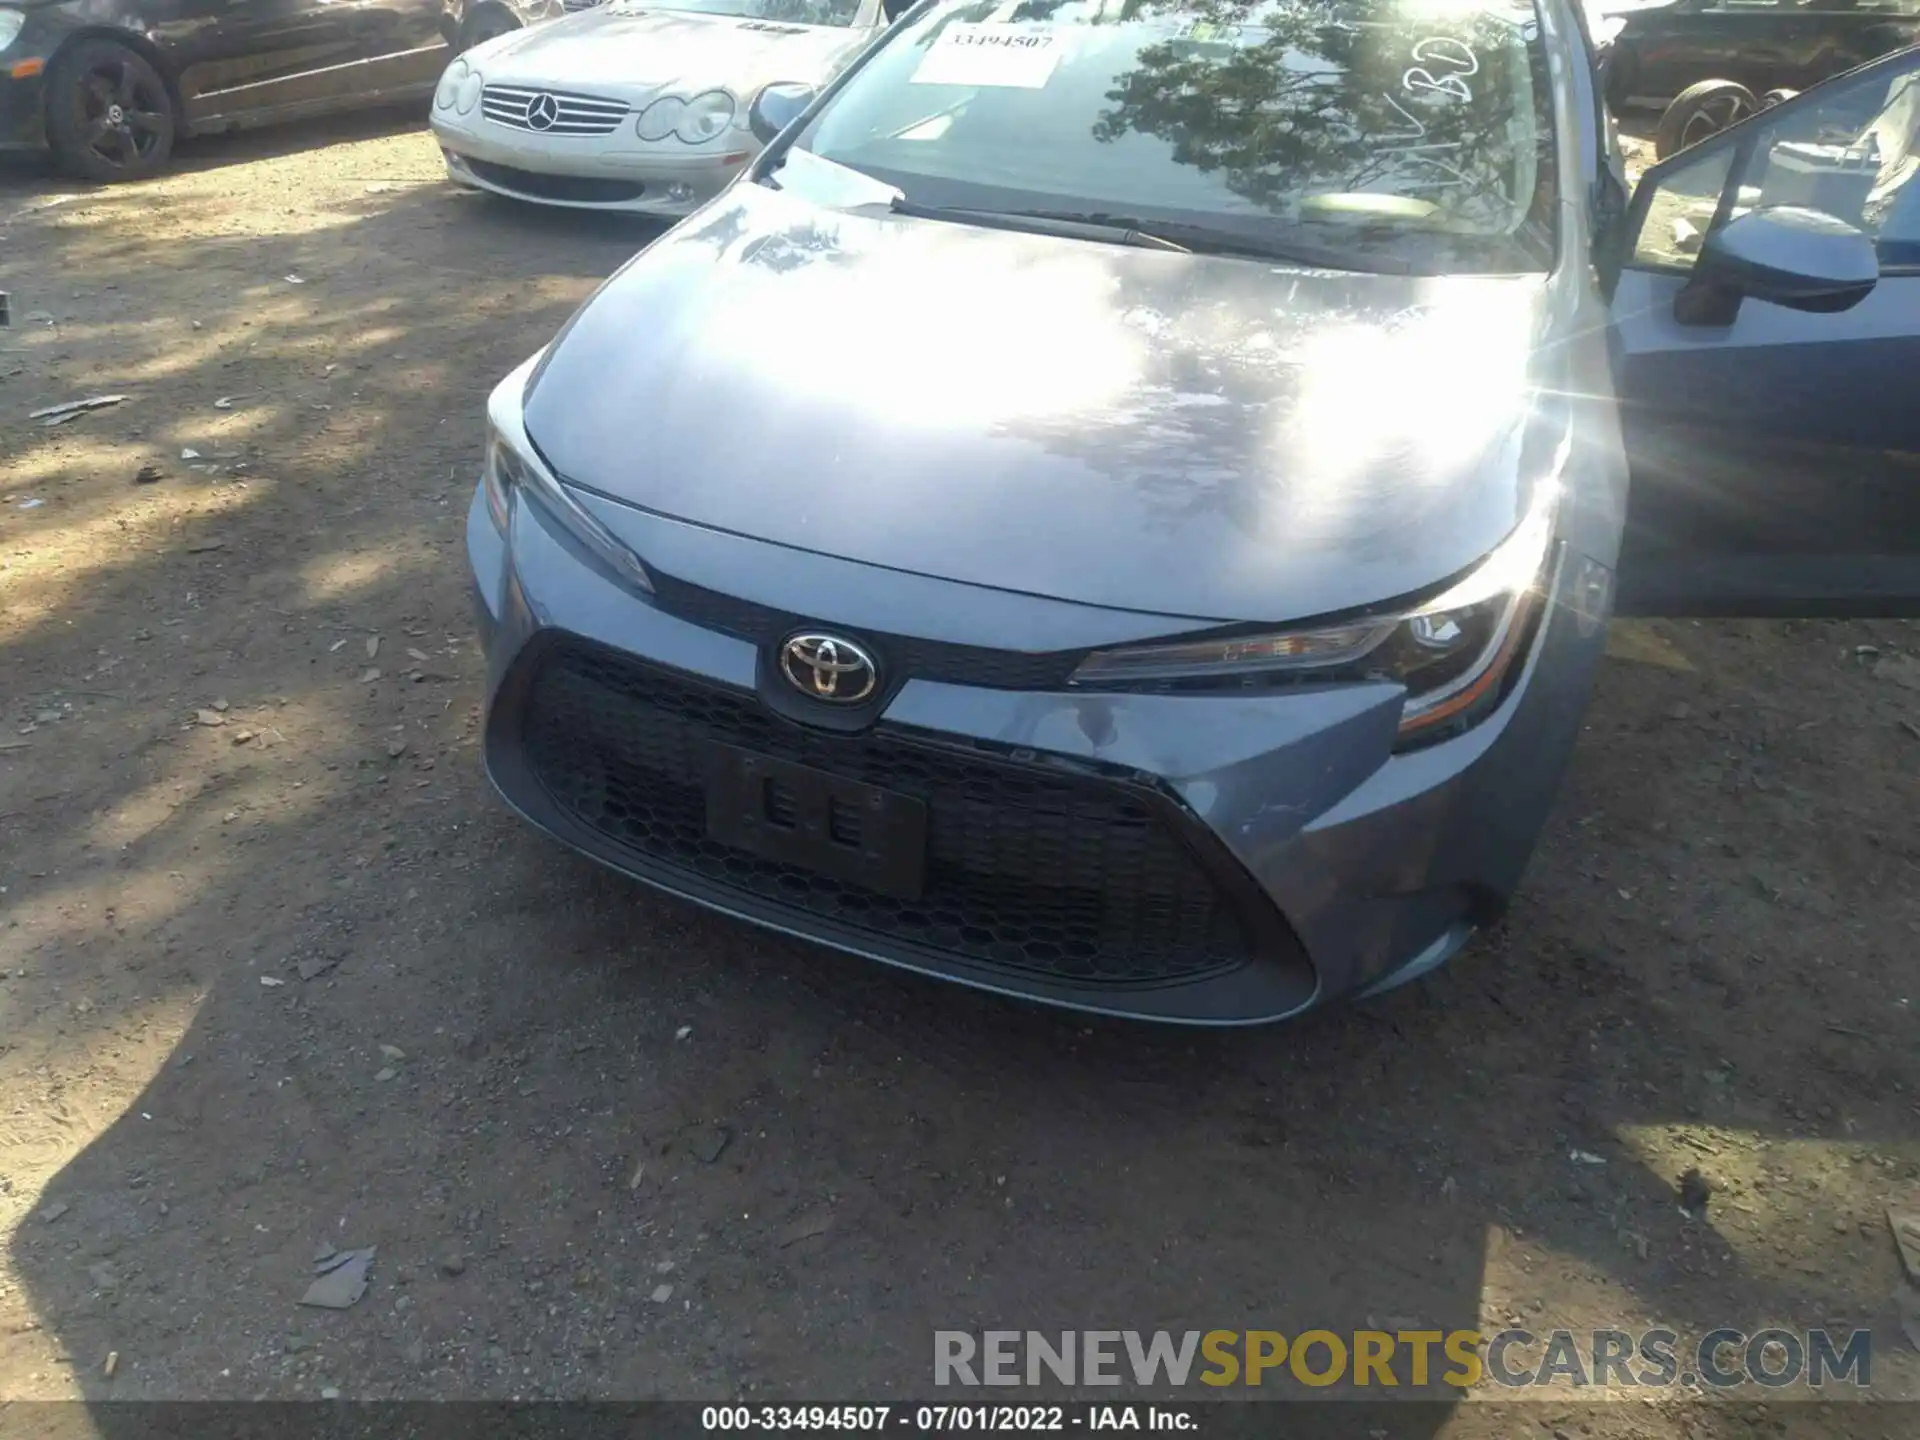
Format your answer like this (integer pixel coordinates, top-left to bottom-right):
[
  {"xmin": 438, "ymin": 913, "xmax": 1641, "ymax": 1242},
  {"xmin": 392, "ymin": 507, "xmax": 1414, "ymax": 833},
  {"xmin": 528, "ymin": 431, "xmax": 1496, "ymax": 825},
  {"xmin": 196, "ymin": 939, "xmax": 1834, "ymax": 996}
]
[{"xmin": 466, "ymin": 0, "xmax": 1920, "ymax": 1023}]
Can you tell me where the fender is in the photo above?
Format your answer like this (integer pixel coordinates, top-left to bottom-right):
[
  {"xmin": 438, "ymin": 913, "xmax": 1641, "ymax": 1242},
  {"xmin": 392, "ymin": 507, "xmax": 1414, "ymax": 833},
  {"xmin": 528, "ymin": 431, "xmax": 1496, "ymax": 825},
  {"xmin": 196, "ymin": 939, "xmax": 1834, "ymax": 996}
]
[{"xmin": 38, "ymin": 17, "xmax": 187, "ymax": 124}]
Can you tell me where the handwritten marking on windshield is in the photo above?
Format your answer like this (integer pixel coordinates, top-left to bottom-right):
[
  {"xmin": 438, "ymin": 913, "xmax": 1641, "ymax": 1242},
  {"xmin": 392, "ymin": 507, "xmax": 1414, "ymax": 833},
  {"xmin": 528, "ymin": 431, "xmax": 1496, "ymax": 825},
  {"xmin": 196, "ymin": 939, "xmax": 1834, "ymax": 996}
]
[
  {"xmin": 1368, "ymin": 95, "xmax": 1468, "ymax": 191},
  {"xmin": 1365, "ymin": 33, "xmax": 1484, "ymax": 190},
  {"xmin": 1377, "ymin": 92, "xmax": 1426, "ymax": 142},
  {"xmin": 1403, "ymin": 67, "xmax": 1472, "ymax": 102},
  {"xmin": 1402, "ymin": 34, "xmax": 1478, "ymax": 103},
  {"xmin": 1410, "ymin": 36, "xmax": 1479, "ymax": 77}
]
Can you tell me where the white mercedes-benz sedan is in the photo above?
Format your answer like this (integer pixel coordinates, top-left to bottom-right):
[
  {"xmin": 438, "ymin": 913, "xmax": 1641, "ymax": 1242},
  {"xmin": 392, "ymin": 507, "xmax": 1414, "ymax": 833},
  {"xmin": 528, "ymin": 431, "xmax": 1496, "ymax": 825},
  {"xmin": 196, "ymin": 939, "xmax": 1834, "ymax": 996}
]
[{"xmin": 430, "ymin": 0, "xmax": 893, "ymax": 215}]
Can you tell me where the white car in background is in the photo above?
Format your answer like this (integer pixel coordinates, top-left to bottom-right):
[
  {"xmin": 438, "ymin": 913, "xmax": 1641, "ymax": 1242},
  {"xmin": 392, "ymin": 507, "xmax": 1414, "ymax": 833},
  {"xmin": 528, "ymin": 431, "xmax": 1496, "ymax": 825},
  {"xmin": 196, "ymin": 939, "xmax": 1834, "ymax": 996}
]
[{"xmin": 431, "ymin": 0, "xmax": 894, "ymax": 215}]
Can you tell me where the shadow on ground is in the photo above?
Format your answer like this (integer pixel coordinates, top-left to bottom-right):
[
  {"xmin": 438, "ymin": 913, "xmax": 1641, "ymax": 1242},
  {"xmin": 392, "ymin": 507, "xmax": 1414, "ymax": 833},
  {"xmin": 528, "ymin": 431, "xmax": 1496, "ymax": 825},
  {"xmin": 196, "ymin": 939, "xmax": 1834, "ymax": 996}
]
[{"xmin": 0, "ymin": 102, "xmax": 435, "ymax": 192}]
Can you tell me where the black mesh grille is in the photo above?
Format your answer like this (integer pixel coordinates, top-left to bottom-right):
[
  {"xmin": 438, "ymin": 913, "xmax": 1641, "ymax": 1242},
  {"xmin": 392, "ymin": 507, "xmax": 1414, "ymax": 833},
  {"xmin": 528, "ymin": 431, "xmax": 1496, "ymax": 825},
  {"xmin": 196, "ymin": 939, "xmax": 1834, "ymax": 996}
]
[
  {"xmin": 515, "ymin": 637, "xmax": 1257, "ymax": 987},
  {"xmin": 647, "ymin": 572, "xmax": 1081, "ymax": 691}
]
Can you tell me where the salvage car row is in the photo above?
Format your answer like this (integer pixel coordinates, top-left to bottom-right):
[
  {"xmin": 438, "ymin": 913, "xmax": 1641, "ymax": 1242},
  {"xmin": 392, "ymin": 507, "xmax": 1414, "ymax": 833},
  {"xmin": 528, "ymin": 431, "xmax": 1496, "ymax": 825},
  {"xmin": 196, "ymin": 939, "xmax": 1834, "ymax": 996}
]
[
  {"xmin": 0, "ymin": 0, "xmax": 900, "ymax": 192},
  {"xmin": 0, "ymin": 0, "xmax": 601, "ymax": 181},
  {"xmin": 5, "ymin": 0, "xmax": 1919, "ymax": 191}
]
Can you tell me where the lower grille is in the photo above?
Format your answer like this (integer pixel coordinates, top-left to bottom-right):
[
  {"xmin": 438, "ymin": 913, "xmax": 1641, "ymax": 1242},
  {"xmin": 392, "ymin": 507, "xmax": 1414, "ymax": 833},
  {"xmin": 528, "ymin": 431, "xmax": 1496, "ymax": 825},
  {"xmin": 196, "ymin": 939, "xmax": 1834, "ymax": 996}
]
[
  {"xmin": 462, "ymin": 157, "xmax": 644, "ymax": 204},
  {"xmin": 513, "ymin": 637, "xmax": 1260, "ymax": 987}
]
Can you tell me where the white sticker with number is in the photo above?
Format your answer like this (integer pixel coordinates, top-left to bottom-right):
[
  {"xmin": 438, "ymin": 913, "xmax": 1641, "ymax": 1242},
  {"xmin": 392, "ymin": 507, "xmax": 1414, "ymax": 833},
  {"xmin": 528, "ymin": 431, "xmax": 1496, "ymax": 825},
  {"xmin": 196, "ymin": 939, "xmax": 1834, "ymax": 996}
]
[{"xmin": 910, "ymin": 24, "xmax": 1067, "ymax": 89}]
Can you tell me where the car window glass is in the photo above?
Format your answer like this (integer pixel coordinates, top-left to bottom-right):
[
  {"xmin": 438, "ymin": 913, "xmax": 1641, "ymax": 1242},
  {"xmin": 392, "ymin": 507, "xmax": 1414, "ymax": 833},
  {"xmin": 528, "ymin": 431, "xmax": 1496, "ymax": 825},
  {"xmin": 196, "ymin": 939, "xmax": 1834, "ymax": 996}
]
[
  {"xmin": 1629, "ymin": 62, "xmax": 1920, "ymax": 272},
  {"xmin": 789, "ymin": 0, "xmax": 1560, "ymax": 274},
  {"xmin": 607, "ymin": 0, "xmax": 867, "ymax": 25},
  {"xmin": 1630, "ymin": 144, "xmax": 1736, "ymax": 266}
]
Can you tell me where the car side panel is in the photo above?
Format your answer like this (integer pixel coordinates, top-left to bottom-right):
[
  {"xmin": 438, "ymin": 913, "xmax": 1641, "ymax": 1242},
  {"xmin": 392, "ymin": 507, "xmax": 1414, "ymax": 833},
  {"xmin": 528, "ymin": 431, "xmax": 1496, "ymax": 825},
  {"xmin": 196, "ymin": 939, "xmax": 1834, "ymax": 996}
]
[
  {"xmin": 1611, "ymin": 267, "xmax": 1920, "ymax": 615},
  {"xmin": 1621, "ymin": 3, "xmax": 1920, "ymax": 105},
  {"xmin": 336, "ymin": 0, "xmax": 449, "ymax": 80},
  {"xmin": 145, "ymin": 0, "xmax": 447, "ymax": 131},
  {"xmin": 0, "ymin": 8, "xmax": 55, "ymax": 151},
  {"xmin": 142, "ymin": 0, "xmax": 357, "ymax": 119}
]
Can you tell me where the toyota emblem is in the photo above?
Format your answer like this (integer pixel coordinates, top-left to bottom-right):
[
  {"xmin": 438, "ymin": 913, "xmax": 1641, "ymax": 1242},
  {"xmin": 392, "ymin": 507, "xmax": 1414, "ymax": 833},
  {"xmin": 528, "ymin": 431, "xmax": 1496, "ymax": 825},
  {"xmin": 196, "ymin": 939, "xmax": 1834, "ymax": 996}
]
[
  {"xmin": 780, "ymin": 633, "xmax": 879, "ymax": 704},
  {"xmin": 525, "ymin": 93, "xmax": 560, "ymax": 130}
]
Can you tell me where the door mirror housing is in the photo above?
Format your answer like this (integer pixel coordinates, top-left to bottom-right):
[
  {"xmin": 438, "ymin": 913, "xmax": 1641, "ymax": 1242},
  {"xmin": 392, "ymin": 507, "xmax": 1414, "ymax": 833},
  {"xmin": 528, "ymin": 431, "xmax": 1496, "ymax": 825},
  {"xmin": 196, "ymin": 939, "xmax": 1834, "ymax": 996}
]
[
  {"xmin": 748, "ymin": 83, "xmax": 817, "ymax": 145},
  {"xmin": 1693, "ymin": 205, "xmax": 1879, "ymax": 314}
]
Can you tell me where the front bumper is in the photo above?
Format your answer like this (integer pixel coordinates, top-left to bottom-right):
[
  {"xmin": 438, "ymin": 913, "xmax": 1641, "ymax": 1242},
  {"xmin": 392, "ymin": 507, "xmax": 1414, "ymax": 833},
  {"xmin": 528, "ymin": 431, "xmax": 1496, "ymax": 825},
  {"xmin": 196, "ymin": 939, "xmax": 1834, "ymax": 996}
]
[
  {"xmin": 468, "ymin": 484, "xmax": 1610, "ymax": 1024},
  {"xmin": 432, "ymin": 111, "xmax": 749, "ymax": 215}
]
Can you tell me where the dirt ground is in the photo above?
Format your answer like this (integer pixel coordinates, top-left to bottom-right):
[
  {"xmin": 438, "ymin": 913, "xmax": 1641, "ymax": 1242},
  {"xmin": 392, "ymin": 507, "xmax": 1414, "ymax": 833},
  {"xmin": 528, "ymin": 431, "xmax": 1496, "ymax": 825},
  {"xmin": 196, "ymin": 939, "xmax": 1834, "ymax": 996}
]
[{"xmin": 2, "ymin": 109, "xmax": 1919, "ymax": 1436}]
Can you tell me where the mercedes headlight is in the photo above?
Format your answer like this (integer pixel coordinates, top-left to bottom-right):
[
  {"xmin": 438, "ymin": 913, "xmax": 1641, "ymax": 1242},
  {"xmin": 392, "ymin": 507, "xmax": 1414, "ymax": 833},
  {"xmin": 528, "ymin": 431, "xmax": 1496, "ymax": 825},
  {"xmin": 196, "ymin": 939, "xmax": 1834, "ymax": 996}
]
[
  {"xmin": 676, "ymin": 90, "xmax": 737, "ymax": 142},
  {"xmin": 635, "ymin": 95, "xmax": 684, "ymax": 142},
  {"xmin": 456, "ymin": 67, "xmax": 484, "ymax": 114},
  {"xmin": 1069, "ymin": 499, "xmax": 1558, "ymax": 746},
  {"xmin": 482, "ymin": 368, "xmax": 653, "ymax": 595},
  {"xmin": 0, "ymin": 8, "xmax": 25, "ymax": 52},
  {"xmin": 435, "ymin": 58, "xmax": 467, "ymax": 111},
  {"xmin": 636, "ymin": 90, "xmax": 736, "ymax": 143}
]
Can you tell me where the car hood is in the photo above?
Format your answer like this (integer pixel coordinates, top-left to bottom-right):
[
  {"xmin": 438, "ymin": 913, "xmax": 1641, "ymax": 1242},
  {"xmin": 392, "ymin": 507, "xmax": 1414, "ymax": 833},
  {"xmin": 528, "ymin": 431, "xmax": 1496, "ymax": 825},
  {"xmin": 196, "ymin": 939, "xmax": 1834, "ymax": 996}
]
[
  {"xmin": 472, "ymin": 5, "xmax": 864, "ymax": 94},
  {"xmin": 525, "ymin": 179, "xmax": 1559, "ymax": 623}
]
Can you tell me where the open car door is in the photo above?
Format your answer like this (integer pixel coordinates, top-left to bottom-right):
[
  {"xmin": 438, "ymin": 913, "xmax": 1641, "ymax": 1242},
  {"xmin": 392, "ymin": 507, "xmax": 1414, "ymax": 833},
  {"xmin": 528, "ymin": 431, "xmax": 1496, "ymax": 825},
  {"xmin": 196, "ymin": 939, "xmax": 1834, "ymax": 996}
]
[{"xmin": 1609, "ymin": 43, "xmax": 1920, "ymax": 616}]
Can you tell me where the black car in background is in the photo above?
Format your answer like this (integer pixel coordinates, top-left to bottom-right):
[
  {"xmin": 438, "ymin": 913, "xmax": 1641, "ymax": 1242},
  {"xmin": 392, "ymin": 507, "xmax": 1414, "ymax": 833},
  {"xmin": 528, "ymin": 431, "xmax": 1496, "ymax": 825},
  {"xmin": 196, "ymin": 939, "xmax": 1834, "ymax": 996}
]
[
  {"xmin": 445, "ymin": 0, "xmax": 605, "ymax": 51},
  {"xmin": 1602, "ymin": 0, "xmax": 1920, "ymax": 111},
  {"xmin": 0, "ymin": 0, "xmax": 598, "ymax": 182}
]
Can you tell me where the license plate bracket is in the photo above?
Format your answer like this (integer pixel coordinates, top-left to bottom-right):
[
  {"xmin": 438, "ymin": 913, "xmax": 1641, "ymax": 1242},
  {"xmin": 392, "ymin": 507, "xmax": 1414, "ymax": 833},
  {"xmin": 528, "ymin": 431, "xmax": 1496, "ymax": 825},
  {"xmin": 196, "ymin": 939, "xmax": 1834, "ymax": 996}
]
[{"xmin": 706, "ymin": 744, "xmax": 928, "ymax": 901}]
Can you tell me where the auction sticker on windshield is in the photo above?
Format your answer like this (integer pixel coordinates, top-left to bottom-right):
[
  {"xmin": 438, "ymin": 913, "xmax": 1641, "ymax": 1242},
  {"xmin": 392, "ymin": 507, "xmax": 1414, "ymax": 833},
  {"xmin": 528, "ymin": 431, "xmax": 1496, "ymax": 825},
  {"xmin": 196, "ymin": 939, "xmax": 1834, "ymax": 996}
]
[{"xmin": 910, "ymin": 23, "xmax": 1067, "ymax": 88}]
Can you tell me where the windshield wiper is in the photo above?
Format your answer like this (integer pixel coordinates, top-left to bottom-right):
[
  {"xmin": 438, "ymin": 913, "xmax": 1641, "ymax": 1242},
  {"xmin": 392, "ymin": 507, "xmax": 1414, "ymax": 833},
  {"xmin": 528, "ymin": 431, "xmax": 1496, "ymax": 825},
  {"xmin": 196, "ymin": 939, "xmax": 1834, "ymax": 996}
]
[
  {"xmin": 762, "ymin": 177, "xmax": 1420, "ymax": 273},
  {"xmin": 883, "ymin": 199, "xmax": 1192, "ymax": 253},
  {"xmin": 994, "ymin": 211, "xmax": 1421, "ymax": 275}
]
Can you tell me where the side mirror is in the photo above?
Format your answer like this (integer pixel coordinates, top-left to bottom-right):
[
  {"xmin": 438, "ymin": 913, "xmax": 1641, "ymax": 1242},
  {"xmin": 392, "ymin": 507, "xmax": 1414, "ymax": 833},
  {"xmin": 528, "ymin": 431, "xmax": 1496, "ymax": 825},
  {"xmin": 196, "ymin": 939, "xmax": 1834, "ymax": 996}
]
[
  {"xmin": 1692, "ymin": 204, "xmax": 1879, "ymax": 315},
  {"xmin": 748, "ymin": 82, "xmax": 818, "ymax": 145}
]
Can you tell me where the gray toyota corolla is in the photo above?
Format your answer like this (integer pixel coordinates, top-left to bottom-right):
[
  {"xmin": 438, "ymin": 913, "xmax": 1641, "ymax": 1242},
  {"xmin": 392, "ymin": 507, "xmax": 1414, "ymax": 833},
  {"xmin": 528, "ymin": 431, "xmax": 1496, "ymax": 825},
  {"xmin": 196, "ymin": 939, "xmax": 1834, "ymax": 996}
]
[{"xmin": 468, "ymin": 0, "xmax": 1920, "ymax": 1022}]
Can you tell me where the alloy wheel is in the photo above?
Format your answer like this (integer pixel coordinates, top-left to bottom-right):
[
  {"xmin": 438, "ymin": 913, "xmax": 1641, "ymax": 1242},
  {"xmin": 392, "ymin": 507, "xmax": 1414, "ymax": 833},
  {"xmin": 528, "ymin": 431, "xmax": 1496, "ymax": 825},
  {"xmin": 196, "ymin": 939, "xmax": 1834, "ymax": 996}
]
[
  {"xmin": 1676, "ymin": 92, "xmax": 1755, "ymax": 151},
  {"xmin": 73, "ymin": 55, "xmax": 170, "ymax": 172}
]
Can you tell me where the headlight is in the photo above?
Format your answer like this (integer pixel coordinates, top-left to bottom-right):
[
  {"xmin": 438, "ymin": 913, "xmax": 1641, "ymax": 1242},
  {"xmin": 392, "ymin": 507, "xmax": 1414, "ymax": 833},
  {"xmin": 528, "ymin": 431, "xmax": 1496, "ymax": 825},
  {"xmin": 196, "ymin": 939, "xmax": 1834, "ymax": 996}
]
[
  {"xmin": 636, "ymin": 90, "xmax": 736, "ymax": 143},
  {"xmin": 635, "ymin": 95, "xmax": 685, "ymax": 142},
  {"xmin": 1069, "ymin": 498, "xmax": 1559, "ymax": 746},
  {"xmin": 482, "ymin": 369, "xmax": 653, "ymax": 595},
  {"xmin": 456, "ymin": 68, "xmax": 484, "ymax": 114},
  {"xmin": 435, "ymin": 59, "xmax": 467, "ymax": 111},
  {"xmin": 675, "ymin": 90, "xmax": 736, "ymax": 142}
]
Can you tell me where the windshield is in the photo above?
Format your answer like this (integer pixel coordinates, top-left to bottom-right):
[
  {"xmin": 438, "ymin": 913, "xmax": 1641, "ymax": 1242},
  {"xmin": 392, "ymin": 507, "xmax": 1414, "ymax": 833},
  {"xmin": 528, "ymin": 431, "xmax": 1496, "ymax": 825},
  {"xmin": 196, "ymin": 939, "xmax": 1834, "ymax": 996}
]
[
  {"xmin": 609, "ymin": 0, "xmax": 866, "ymax": 26},
  {"xmin": 784, "ymin": 0, "xmax": 1559, "ymax": 272}
]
